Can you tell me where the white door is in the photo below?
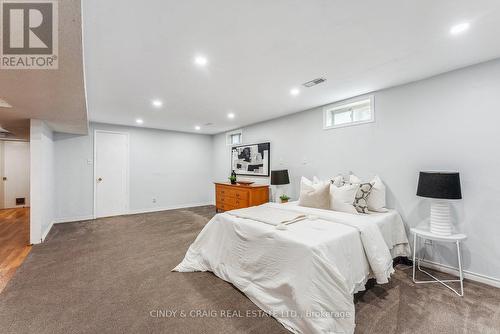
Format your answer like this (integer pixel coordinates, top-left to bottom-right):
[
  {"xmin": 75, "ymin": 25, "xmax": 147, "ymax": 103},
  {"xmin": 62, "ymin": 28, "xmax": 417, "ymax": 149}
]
[
  {"xmin": 95, "ymin": 131, "xmax": 128, "ymax": 218},
  {"xmin": 3, "ymin": 141, "xmax": 30, "ymax": 209},
  {"xmin": 0, "ymin": 142, "xmax": 4, "ymax": 209}
]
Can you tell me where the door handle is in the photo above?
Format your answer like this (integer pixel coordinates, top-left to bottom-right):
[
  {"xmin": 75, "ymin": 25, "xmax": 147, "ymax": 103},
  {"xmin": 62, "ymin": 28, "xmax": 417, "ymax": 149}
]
[
  {"xmin": 2, "ymin": 177, "xmax": 6, "ymax": 181},
  {"xmin": 97, "ymin": 177, "xmax": 103, "ymax": 182}
]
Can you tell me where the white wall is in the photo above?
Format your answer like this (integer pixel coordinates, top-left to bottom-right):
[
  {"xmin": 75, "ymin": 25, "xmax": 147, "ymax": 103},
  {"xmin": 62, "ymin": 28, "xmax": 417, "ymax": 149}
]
[
  {"xmin": 54, "ymin": 122, "xmax": 213, "ymax": 222},
  {"xmin": 213, "ymin": 59, "xmax": 500, "ymax": 283},
  {"xmin": 30, "ymin": 119, "xmax": 55, "ymax": 244},
  {"xmin": 1, "ymin": 141, "xmax": 30, "ymax": 209}
]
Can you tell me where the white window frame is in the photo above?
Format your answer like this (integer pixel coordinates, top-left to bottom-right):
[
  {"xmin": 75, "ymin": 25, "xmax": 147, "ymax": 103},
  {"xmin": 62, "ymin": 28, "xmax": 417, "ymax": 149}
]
[
  {"xmin": 226, "ymin": 129, "xmax": 243, "ymax": 146},
  {"xmin": 323, "ymin": 95, "xmax": 375, "ymax": 130}
]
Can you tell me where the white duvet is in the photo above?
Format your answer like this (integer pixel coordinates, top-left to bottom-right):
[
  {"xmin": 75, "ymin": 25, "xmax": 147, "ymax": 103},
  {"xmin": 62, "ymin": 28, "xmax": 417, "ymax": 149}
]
[{"xmin": 173, "ymin": 202, "xmax": 410, "ymax": 334}]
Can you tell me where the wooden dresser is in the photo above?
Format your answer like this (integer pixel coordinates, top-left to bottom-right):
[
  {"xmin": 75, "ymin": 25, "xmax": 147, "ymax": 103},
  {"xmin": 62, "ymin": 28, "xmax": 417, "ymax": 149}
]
[{"xmin": 214, "ymin": 182, "xmax": 269, "ymax": 212}]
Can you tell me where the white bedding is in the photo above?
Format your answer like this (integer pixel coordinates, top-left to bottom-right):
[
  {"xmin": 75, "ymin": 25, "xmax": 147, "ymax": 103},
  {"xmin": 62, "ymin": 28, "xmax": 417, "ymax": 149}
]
[
  {"xmin": 227, "ymin": 205, "xmax": 306, "ymax": 226},
  {"xmin": 174, "ymin": 202, "xmax": 410, "ymax": 334}
]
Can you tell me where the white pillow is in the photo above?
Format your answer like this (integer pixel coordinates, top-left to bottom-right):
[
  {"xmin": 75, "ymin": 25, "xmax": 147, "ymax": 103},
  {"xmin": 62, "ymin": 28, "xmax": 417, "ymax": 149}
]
[
  {"xmin": 330, "ymin": 183, "xmax": 359, "ymax": 214},
  {"xmin": 367, "ymin": 175, "xmax": 387, "ymax": 212},
  {"xmin": 312, "ymin": 176, "xmax": 322, "ymax": 184},
  {"xmin": 298, "ymin": 177, "xmax": 330, "ymax": 210},
  {"xmin": 349, "ymin": 174, "xmax": 362, "ymax": 184}
]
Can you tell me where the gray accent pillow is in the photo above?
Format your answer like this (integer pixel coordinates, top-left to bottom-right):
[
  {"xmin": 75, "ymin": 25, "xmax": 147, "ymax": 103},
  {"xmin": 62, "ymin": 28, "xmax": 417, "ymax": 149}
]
[{"xmin": 353, "ymin": 183, "xmax": 373, "ymax": 214}]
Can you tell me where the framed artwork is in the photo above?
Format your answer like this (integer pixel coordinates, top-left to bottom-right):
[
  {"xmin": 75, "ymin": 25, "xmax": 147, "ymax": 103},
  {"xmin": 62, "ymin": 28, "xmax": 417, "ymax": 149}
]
[{"xmin": 231, "ymin": 142, "xmax": 270, "ymax": 176}]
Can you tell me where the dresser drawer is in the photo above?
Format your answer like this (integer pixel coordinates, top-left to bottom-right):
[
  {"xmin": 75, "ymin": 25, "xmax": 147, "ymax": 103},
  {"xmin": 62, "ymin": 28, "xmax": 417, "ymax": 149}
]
[
  {"xmin": 216, "ymin": 187, "xmax": 249, "ymax": 200},
  {"xmin": 214, "ymin": 182, "xmax": 269, "ymax": 213},
  {"xmin": 217, "ymin": 196, "xmax": 248, "ymax": 208},
  {"xmin": 216, "ymin": 202, "xmax": 236, "ymax": 212}
]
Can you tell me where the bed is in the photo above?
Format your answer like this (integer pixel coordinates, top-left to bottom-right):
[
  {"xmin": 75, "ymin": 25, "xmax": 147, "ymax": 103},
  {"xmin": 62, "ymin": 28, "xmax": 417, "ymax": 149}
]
[{"xmin": 174, "ymin": 201, "xmax": 410, "ymax": 334}]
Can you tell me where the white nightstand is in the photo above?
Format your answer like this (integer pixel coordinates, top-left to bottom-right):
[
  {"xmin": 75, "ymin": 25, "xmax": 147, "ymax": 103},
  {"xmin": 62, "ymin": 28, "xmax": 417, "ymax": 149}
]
[{"xmin": 411, "ymin": 227, "xmax": 467, "ymax": 296}]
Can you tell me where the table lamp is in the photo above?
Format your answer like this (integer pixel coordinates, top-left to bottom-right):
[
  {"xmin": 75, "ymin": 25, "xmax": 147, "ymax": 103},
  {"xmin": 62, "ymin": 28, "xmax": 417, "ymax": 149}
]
[
  {"xmin": 271, "ymin": 170, "xmax": 290, "ymax": 202},
  {"xmin": 416, "ymin": 171, "xmax": 462, "ymax": 236}
]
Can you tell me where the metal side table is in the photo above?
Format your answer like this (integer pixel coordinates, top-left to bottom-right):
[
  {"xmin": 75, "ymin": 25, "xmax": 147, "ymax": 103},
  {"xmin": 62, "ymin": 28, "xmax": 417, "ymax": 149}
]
[{"xmin": 411, "ymin": 227, "xmax": 467, "ymax": 296}]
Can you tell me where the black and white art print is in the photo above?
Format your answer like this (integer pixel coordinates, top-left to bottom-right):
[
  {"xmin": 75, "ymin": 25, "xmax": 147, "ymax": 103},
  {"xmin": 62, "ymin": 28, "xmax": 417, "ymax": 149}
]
[{"xmin": 231, "ymin": 142, "xmax": 270, "ymax": 176}]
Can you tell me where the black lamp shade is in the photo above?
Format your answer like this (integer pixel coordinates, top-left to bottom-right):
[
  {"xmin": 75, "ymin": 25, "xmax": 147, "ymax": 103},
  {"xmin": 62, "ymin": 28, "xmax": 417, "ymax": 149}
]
[
  {"xmin": 416, "ymin": 172, "xmax": 462, "ymax": 200},
  {"xmin": 271, "ymin": 170, "xmax": 290, "ymax": 185}
]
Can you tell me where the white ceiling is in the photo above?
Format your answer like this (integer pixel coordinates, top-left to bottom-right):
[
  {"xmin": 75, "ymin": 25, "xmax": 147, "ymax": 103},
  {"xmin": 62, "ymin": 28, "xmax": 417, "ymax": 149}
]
[
  {"xmin": 81, "ymin": 0, "xmax": 500, "ymax": 134},
  {"xmin": 0, "ymin": 0, "xmax": 87, "ymax": 140}
]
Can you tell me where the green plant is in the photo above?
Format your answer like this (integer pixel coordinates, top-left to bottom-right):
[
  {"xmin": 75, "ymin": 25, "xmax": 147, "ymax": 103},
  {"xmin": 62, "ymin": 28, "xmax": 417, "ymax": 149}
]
[
  {"xmin": 228, "ymin": 175, "xmax": 237, "ymax": 182},
  {"xmin": 279, "ymin": 194, "xmax": 290, "ymax": 201}
]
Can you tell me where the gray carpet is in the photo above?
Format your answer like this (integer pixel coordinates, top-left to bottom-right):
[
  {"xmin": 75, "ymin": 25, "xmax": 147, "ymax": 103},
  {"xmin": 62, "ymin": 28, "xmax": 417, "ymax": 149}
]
[{"xmin": 0, "ymin": 206, "xmax": 499, "ymax": 334}]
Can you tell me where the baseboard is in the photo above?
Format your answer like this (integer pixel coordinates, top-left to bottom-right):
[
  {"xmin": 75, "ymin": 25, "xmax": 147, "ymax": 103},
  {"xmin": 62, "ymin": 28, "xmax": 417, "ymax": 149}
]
[
  {"xmin": 128, "ymin": 202, "xmax": 214, "ymax": 215},
  {"xmin": 419, "ymin": 259, "xmax": 500, "ymax": 288},
  {"xmin": 53, "ymin": 215, "xmax": 94, "ymax": 224},
  {"xmin": 54, "ymin": 203, "xmax": 215, "ymax": 224},
  {"xmin": 40, "ymin": 221, "xmax": 54, "ymax": 242}
]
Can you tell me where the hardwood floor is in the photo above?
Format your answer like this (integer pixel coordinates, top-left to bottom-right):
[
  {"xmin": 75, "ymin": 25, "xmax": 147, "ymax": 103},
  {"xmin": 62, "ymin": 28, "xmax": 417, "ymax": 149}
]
[{"xmin": 0, "ymin": 208, "xmax": 31, "ymax": 293}]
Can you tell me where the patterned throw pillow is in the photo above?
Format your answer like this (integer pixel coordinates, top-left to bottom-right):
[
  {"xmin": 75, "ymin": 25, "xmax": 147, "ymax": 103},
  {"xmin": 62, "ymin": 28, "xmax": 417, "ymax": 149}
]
[
  {"xmin": 353, "ymin": 183, "xmax": 373, "ymax": 214},
  {"xmin": 330, "ymin": 175, "xmax": 345, "ymax": 187}
]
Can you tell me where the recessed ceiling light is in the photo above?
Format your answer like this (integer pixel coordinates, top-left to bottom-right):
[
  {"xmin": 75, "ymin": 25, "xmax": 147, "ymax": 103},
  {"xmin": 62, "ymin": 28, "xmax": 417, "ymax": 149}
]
[
  {"xmin": 0, "ymin": 98, "xmax": 12, "ymax": 108},
  {"xmin": 227, "ymin": 113, "xmax": 235, "ymax": 119},
  {"xmin": 194, "ymin": 55, "xmax": 208, "ymax": 67},
  {"xmin": 450, "ymin": 22, "xmax": 470, "ymax": 35},
  {"xmin": 0, "ymin": 126, "xmax": 11, "ymax": 133},
  {"xmin": 290, "ymin": 88, "xmax": 300, "ymax": 96},
  {"xmin": 136, "ymin": 118, "xmax": 144, "ymax": 125},
  {"xmin": 151, "ymin": 99, "xmax": 163, "ymax": 108},
  {"xmin": 194, "ymin": 125, "xmax": 201, "ymax": 130}
]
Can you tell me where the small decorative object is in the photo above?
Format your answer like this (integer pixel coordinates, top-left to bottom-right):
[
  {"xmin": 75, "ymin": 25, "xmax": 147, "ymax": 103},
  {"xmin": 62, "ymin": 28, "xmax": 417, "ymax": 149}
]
[
  {"xmin": 416, "ymin": 171, "xmax": 462, "ymax": 236},
  {"xmin": 228, "ymin": 171, "xmax": 237, "ymax": 184},
  {"xmin": 279, "ymin": 194, "xmax": 290, "ymax": 203},
  {"xmin": 236, "ymin": 181, "xmax": 255, "ymax": 186},
  {"xmin": 231, "ymin": 142, "xmax": 270, "ymax": 176}
]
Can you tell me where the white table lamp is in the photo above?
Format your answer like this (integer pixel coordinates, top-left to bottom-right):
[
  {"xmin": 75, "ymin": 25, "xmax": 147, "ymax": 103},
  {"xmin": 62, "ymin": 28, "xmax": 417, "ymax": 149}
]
[{"xmin": 416, "ymin": 171, "xmax": 462, "ymax": 236}]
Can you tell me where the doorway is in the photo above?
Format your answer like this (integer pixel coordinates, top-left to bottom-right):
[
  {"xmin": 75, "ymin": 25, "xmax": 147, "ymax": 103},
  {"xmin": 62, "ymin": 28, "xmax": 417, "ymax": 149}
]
[
  {"xmin": 0, "ymin": 140, "xmax": 31, "ymax": 293},
  {"xmin": 0, "ymin": 141, "xmax": 30, "ymax": 209},
  {"xmin": 94, "ymin": 131, "xmax": 129, "ymax": 218}
]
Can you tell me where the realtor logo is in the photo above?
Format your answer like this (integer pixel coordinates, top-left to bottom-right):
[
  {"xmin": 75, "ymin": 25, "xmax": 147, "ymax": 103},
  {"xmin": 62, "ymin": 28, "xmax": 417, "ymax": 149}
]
[{"xmin": 1, "ymin": 0, "xmax": 58, "ymax": 69}]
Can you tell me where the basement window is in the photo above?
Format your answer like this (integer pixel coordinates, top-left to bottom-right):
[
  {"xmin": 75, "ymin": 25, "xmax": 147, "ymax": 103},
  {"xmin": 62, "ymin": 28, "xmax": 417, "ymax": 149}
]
[
  {"xmin": 323, "ymin": 95, "xmax": 374, "ymax": 129},
  {"xmin": 226, "ymin": 130, "xmax": 242, "ymax": 146}
]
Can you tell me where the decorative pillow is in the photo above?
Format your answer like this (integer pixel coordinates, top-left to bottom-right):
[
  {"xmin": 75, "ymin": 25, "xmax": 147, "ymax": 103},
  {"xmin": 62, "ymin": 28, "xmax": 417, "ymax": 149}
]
[
  {"xmin": 349, "ymin": 174, "xmax": 362, "ymax": 184},
  {"xmin": 349, "ymin": 174, "xmax": 388, "ymax": 212},
  {"xmin": 367, "ymin": 175, "xmax": 387, "ymax": 212},
  {"xmin": 298, "ymin": 177, "xmax": 330, "ymax": 210},
  {"xmin": 330, "ymin": 175, "xmax": 345, "ymax": 187},
  {"xmin": 312, "ymin": 176, "xmax": 322, "ymax": 184},
  {"xmin": 329, "ymin": 183, "xmax": 359, "ymax": 214},
  {"xmin": 353, "ymin": 183, "xmax": 373, "ymax": 213}
]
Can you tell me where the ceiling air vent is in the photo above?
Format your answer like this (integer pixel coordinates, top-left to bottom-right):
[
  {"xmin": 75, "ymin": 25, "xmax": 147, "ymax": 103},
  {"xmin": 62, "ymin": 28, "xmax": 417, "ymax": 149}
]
[{"xmin": 302, "ymin": 77, "xmax": 327, "ymax": 88}]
